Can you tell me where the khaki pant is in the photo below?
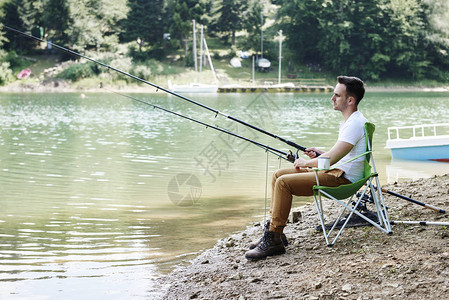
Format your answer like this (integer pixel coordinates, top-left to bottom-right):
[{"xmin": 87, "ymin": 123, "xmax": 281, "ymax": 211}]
[{"xmin": 270, "ymin": 167, "xmax": 351, "ymax": 233}]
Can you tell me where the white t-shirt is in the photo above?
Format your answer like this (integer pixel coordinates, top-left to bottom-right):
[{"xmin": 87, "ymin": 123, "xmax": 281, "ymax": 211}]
[{"xmin": 334, "ymin": 111, "xmax": 368, "ymax": 183}]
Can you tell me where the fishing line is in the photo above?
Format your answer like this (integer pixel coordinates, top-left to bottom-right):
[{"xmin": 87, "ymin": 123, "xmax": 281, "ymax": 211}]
[
  {"xmin": 264, "ymin": 150, "xmax": 269, "ymax": 225},
  {"xmin": 104, "ymin": 88, "xmax": 292, "ymax": 162},
  {"xmin": 4, "ymin": 25, "xmax": 316, "ymax": 157}
]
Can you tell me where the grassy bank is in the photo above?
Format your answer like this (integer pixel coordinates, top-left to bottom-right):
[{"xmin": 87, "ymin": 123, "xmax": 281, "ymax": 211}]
[{"xmin": 2, "ymin": 37, "xmax": 449, "ymax": 92}]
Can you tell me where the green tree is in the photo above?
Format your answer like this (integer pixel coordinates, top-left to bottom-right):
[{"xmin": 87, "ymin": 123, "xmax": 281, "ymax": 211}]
[
  {"xmin": 278, "ymin": 0, "xmax": 449, "ymax": 81},
  {"xmin": 64, "ymin": 0, "xmax": 128, "ymax": 52},
  {"xmin": 240, "ymin": 0, "xmax": 263, "ymax": 50},
  {"xmin": 17, "ymin": 0, "xmax": 45, "ymax": 31},
  {"xmin": 42, "ymin": 0, "xmax": 70, "ymax": 44},
  {"xmin": 210, "ymin": 0, "xmax": 248, "ymax": 45},
  {"xmin": 123, "ymin": 0, "xmax": 166, "ymax": 51},
  {"xmin": 316, "ymin": 0, "xmax": 393, "ymax": 80},
  {"xmin": 1, "ymin": 0, "xmax": 32, "ymax": 51},
  {"xmin": 0, "ymin": 4, "xmax": 14, "ymax": 85},
  {"xmin": 169, "ymin": 0, "xmax": 205, "ymax": 63}
]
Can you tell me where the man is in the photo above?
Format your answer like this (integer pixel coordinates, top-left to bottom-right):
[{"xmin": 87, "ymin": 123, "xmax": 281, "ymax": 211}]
[{"xmin": 245, "ymin": 76, "xmax": 367, "ymax": 260}]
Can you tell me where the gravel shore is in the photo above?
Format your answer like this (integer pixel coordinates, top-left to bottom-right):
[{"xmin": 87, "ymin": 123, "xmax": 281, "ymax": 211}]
[{"xmin": 159, "ymin": 174, "xmax": 449, "ymax": 299}]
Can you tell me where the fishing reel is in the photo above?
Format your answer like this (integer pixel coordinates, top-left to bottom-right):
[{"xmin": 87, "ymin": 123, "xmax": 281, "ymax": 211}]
[{"xmin": 286, "ymin": 149, "xmax": 301, "ymax": 163}]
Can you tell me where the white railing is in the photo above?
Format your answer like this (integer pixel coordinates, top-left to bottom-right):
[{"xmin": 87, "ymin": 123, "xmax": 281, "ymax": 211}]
[{"xmin": 387, "ymin": 123, "xmax": 449, "ymax": 140}]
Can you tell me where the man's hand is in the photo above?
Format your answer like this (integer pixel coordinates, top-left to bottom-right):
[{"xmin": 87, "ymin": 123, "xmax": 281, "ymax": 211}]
[
  {"xmin": 293, "ymin": 157, "xmax": 308, "ymax": 169},
  {"xmin": 305, "ymin": 147, "xmax": 324, "ymax": 159}
]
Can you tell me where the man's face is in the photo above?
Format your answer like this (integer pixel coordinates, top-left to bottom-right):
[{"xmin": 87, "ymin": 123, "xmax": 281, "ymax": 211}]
[{"xmin": 331, "ymin": 83, "xmax": 349, "ymax": 112}]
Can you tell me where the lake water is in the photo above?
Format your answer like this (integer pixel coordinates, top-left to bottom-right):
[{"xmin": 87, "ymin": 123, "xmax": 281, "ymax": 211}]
[{"xmin": 1, "ymin": 91, "xmax": 448, "ymax": 299}]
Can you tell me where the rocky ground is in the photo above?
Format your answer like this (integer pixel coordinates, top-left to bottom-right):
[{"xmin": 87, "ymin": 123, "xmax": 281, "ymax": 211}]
[{"xmin": 159, "ymin": 174, "xmax": 449, "ymax": 299}]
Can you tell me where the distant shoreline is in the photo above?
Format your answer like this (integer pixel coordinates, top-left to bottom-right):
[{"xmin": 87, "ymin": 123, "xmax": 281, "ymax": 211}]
[{"xmin": 1, "ymin": 80, "xmax": 449, "ymax": 94}]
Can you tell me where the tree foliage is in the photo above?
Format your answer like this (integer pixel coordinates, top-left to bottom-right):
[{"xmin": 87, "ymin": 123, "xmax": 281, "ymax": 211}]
[
  {"xmin": 123, "ymin": 0, "xmax": 167, "ymax": 48},
  {"xmin": 210, "ymin": 0, "xmax": 248, "ymax": 45},
  {"xmin": 64, "ymin": 0, "xmax": 128, "ymax": 52},
  {"xmin": 0, "ymin": 0, "xmax": 448, "ymax": 82},
  {"xmin": 169, "ymin": 0, "xmax": 205, "ymax": 42},
  {"xmin": 278, "ymin": 0, "xmax": 449, "ymax": 81}
]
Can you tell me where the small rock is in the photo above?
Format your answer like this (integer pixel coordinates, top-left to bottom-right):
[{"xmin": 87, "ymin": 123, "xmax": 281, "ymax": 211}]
[
  {"xmin": 229, "ymin": 272, "xmax": 243, "ymax": 280},
  {"xmin": 381, "ymin": 263, "xmax": 393, "ymax": 269},
  {"xmin": 225, "ymin": 240, "xmax": 235, "ymax": 247},
  {"xmin": 342, "ymin": 283, "xmax": 352, "ymax": 292},
  {"xmin": 315, "ymin": 282, "xmax": 323, "ymax": 289},
  {"xmin": 201, "ymin": 260, "xmax": 209, "ymax": 264},
  {"xmin": 289, "ymin": 209, "xmax": 302, "ymax": 223}
]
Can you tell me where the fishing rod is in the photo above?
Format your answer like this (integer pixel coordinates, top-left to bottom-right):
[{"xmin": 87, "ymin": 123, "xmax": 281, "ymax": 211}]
[
  {"xmin": 360, "ymin": 185, "xmax": 446, "ymax": 214},
  {"xmin": 391, "ymin": 220, "xmax": 449, "ymax": 226},
  {"xmin": 104, "ymin": 88, "xmax": 294, "ymax": 162},
  {"xmin": 4, "ymin": 25, "xmax": 316, "ymax": 158},
  {"xmin": 381, "ymin": 188, "xmax": 446, "ymax": 214}
]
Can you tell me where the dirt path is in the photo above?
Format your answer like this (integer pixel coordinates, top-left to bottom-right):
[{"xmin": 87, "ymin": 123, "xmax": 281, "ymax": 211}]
[{"xmin": 160, "ymin": 174, "xmax": 449, "ymax": 299}]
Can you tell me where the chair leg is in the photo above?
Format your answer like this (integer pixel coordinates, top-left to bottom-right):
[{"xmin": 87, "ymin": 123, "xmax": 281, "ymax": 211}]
[{"xmin": 315, "ymin": 186, "xmax": 392, "ymax": 246}]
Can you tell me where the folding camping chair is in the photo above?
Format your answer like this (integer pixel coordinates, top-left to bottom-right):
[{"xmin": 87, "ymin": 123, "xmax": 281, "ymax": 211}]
[{"xmin": 313, "ymin": 122, "xmax": 392, "ymax": 246}]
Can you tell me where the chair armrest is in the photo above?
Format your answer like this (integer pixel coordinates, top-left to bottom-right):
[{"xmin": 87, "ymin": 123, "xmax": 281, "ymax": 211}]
[
  {"xmin": 329, "ymin": 150, "xmax": 371, "ymax": 170},
  {"xmin": 313, "ymin": 150, "xmax": 371, "ymax": 186}
]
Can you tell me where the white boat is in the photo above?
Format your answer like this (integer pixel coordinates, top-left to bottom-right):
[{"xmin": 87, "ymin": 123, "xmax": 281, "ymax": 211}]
[
  {"xmin": 385, "ymin": 123, "xmax": 449, "ymax": 162},
  {"xmin": 167, "ymin": 23, "xmax": 218, "ymax": 94},
  {"xmin": 169, "ymin": 82, "xmax": 218, "ymax": 93}
]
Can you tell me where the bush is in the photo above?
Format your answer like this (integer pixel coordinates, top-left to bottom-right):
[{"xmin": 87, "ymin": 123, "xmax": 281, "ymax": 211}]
[
  {"xmin": 128, "ymin": 44, "xmax": 148, "ymax": 62},
  {"xmin": 132, "ymin": 64, "xmax": 152, "ymax": 80},
  {"xmin": 129, "ymin": 45, "xmax": 168, "ymax": 62},
  {"xmin": 5, "ymin": 51, "xmax": 30, "ymax": 71},
  {"xmin": 0, "ymin": 62, "xmax": 14, "ymax": 85},
  {"xmin": 56, "ymin": 62, "xmax": 95, "ymax": 81},
  {"xmin": 108, "ymin": 57, "xmax": 133, "ymax": 81}
]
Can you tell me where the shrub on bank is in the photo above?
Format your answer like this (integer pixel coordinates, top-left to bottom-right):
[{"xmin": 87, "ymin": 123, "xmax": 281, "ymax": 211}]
[
  {"xmin": 56, "ymin": 62, "xmax": 95, "ymax": 81},
  {"xmin": 0, "ymin": 62, "xmax": 14, "ymax": 85}
]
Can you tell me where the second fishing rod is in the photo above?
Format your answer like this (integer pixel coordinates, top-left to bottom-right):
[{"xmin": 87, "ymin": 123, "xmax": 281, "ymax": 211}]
[
  {"xmin": 106, "ymin": 89, "xmax": 295, "ymax": 162},
  {"xmin": 4, "ymin": 25, "xmax": 318, "ymax": 159}
]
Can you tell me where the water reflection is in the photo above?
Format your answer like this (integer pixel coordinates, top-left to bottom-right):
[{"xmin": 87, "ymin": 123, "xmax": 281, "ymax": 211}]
[{"xmin": 386, "ymin": 159, "xmax": 449, "ymax": 183}]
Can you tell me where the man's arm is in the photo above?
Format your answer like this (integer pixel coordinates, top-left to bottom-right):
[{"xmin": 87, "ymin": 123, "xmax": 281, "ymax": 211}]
[{"xmin": 294, "ymin": 141, "xmax": 353, "ymax": 169}]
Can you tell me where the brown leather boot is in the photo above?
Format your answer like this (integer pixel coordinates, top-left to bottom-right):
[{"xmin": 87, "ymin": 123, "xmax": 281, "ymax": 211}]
[
  {"xmin": 248, "ymin": 221, "xmax": 288, "ymax": 249},
  {"xmin": 245, "ymin": 230, "xmax": 286, "ymax": 260}
]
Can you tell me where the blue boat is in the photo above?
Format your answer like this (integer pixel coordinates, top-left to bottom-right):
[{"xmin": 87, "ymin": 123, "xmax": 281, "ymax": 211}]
[{"xmin": 385, "ymin": 123, "xmax": 449, "ymax": 162}]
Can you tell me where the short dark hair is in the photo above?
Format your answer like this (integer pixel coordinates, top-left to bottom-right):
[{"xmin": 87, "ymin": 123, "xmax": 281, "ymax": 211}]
[{"xmin": 337, "ymin": 76, "xmax": 365, "ymax": 104}]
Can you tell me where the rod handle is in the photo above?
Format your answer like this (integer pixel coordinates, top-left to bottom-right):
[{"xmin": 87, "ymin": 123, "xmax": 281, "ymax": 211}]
[{"xmin": 382, "ymin": 188, "xmax": 446, "ymax": 214}]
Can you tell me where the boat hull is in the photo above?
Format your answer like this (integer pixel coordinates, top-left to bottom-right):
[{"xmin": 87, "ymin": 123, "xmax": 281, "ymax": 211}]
[
  {"xmin": 386, "ymin": 123, "xmax": 449, "ymax": 162},
  {"xmin": 168, "ymin": 82, "xmax": 218, "ymax": 93},
  {"xmin": 389, "ymin": 144, "xmax": 449, "ymax": 161}
]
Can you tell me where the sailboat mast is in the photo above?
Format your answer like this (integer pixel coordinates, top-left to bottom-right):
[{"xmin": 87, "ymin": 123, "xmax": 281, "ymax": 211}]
[
  {"xmin": 260, "ymin": 13, "xmax": 264, "ymax": 59},
  {"xmin": 278, "ymin": 30, "xmax": 282, "ymax": 85},
  {"xmin": 199, "ymin": 25, "xmax": 204, "ymax": 72},
  {"xmin": 193, "ymin": 20, "xmax": 197, "ymax": 72}
]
